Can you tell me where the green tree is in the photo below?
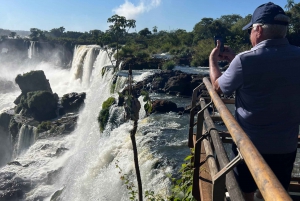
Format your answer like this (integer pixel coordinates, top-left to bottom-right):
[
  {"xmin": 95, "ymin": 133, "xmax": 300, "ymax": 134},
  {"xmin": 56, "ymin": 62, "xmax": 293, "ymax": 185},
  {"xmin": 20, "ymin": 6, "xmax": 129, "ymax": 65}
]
[
  {"xmin": 29, "ymin": 28, "xmax": 46, "ymax": 41},
  {"xmin": 152, "ymin": 26, "xmax": 158, "ymax": 34},
  {"xmin": 9, "ymin": 32, "xmax": 16, "ymax": 38},
  {"xmin": 218, "ymin": 14, "xmax": 242, "ymax": 29},
  {"xmin": 103, "ymin": 15, "xmax": 136, "ymax": 70},
  {"xmin": 285, "ymin": 0, "xmax": 295, "ymax": 11},
  {"xmin": 138, "ymin": 28, "xmax": 152, "ymax": 37},
  {"xmin": 191, "ymin": 38, "xmax": 215, "ymax": 66},
  {"xmin": 49, "ymin": 26, "xmax": 65, "ymax": 37}
]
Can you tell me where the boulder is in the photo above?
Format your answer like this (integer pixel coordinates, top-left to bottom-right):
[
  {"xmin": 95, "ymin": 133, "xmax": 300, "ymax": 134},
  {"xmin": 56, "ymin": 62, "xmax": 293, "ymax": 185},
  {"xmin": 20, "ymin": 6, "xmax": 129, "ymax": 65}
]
[
  {"xmin": 61, "ymin": 92, "xmax": 86, "ymax": 113},
  {"xmin": 163, "ymin": 73, "xmax": 192, "ymax": 96},
  {"xmin": 15, "ymin": 70, "xmax": 52, "ymax": 95},
  {"xmin": 151, "ymin": 99, "xmax": 178, "ymax": 113},
  {"xmin": 0, "ymin": 111, "xmax": 14, "ymax": 167},
  {"xmin": 0, "ymin": 172, "xmax": 32, "ymax": 201},
  {"xmin": 15, "ymin": 91, "xmax": 58, "ymax": 121},
  {"xmin": 37, "ymin": 113, "xmax": 78, "ymax": 137}
]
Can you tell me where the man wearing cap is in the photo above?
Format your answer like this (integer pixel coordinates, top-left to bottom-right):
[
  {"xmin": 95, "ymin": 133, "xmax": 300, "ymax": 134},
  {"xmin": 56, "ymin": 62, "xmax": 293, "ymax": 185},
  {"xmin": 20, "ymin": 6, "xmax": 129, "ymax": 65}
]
[{"xmin": 209, "ymin": 2, "xmax": 300, "ymax": 201}]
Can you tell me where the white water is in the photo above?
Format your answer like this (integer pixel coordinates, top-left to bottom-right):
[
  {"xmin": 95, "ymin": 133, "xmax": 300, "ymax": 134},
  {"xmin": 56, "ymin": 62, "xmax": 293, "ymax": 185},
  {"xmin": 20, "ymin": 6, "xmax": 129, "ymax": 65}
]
[
  {"xmin": 1, "ymin": 44, "xmax": 299, "ymax": 200},
  {"xmin": 28, "ymin": 41, "xmax": 36, "ymax": 59},
  {"xmin": 0, "ymin": 46, "xmax": 182, "ymax": 200},
  {"xmin": 15, "ymin": 124, "xmax": 38, "ymax": 157}
]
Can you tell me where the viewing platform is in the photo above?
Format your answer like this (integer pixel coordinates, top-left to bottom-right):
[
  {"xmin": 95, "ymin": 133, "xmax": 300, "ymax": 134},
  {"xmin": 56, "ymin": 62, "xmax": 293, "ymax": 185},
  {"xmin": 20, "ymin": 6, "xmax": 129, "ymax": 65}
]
[{"xmin": 189, "ymin": 77, "xmax": 300, "ymax": 201}]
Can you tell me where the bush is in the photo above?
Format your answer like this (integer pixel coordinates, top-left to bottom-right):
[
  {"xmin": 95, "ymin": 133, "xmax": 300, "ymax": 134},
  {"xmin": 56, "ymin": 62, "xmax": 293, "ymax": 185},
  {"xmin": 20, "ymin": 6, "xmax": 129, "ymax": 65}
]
[
  {"xmin": 162, "ymin": 60, "xmax": 176, "ymax": 70},
  {"xmin": 37, "ymin": 121, "xmax": 52, "ymax": 133},
  {"xmin": 102, "ymin": 97, "xmax": 115, "ymax": 109},
  {"xmin": 97, "ymin": 97, "xmax": 116, "ymax": 132},
  {"xmin": 134, "ymin": 51, "xmax": 149, "ymax": 59}
]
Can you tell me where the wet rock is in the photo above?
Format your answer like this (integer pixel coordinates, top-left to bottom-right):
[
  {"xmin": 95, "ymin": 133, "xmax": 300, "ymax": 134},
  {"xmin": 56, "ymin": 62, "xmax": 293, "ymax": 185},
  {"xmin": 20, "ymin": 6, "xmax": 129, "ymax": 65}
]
[
  {"xmin": 14, "ymin": 70, "xmax": 52, "ymax": 95},
  {"xmin": 46, "ymin": 168, "xmax": 63, "ymax": 185},
  {"xmin": 163, "ymin": 73, "xmax": 192, "ymax": 96},
  {"xmin": 7, "ymin": 161, "xmax": 22, "ymax": 166},
  {"xmin": 50, "ymin": 188, "xmax": 64, "ymax": 201},
  {"xmin": 37, "ymin": 113, "xmax": 78, "ymax": 137},
  {"xmin": 151, "ymin": 99, "xmax": 178, "ymax": 113},
  {"xmin": 55, "ymin": 148, "xmax": 68, "ymax": 157},
  {"xmin": 0, "ymin": 111, "xmax": 13, "ymax": 132},
  {"xmin": 14, "ymin": 91, "xmax": 58, "ymax": 121},
  {"xmin": 61, "ymin": 92, "xmax": 86, "ymax": 113},
  {"xmin": 0, "ymin": 174, "xmax": 33, "ymax": 201}
]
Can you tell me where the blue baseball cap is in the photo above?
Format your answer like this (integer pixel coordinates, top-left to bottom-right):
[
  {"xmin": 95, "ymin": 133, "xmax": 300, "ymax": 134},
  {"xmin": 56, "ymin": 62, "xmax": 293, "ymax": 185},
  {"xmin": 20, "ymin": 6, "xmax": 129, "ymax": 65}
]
[{"xmin": 242, "ymin": 2, "xmax": 288, "ymax": 30}]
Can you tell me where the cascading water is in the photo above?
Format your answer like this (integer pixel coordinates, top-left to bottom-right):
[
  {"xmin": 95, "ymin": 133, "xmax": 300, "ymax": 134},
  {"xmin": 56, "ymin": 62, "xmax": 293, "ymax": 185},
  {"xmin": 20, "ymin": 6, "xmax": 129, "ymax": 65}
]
[
  {"xmin": 70, "ymin": 45, "xmax": 102, "ymax": 85},
  {"xmin": 1, "ymin": 43, "xmax": 299, "ymax": 200},
  {"xmin": 81, "ymin": 46, "xmax": 100, "ymax": 87},
  {"xmin": 0, "ymin": 46, "xmax": 185, "ymax": 200},
  {"xmin": 28, "ymin": 41, "xmax": 37, "ymax": 59},
  {"xmin": 14, "ymin": 124, "xmax": 38, "ymax": 157}
]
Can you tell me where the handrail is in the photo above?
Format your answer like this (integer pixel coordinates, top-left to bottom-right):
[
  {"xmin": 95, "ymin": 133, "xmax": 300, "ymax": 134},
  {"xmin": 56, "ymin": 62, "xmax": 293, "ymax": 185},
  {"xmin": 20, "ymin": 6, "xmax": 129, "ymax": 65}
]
[{"xmin": 202, "ymin": 77, "xmax": 292, "ymax": 201}]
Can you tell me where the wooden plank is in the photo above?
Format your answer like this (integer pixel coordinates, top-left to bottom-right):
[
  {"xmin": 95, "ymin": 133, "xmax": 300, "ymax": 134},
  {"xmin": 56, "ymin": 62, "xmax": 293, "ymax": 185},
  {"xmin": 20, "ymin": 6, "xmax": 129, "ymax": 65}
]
[{"xmin": 199, "ymin": 141, "xmax": 213, "ymax": 201}]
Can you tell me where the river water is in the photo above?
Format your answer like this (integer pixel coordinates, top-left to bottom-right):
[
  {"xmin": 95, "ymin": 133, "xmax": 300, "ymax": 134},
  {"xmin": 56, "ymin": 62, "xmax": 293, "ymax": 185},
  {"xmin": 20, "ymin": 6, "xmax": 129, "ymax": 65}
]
[{"xmin": 0, "ymin": 46, "xmax": 299, "ymax": 200}]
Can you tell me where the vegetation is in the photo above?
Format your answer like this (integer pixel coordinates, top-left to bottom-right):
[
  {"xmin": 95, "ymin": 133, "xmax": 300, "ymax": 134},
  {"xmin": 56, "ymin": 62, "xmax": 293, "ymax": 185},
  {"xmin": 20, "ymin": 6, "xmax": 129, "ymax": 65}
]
[
  {"xmin": 161, "ymin": 60, "xmax": 176, "ymax": 70},
  {"xmin": 115, "ymin": 152, "xmax": 196, "ymax": 201},
  {"xmin": 97, "ymin": 97, "xmax": 116, "ymax": 132},
  {"xmin": 2, "ymin": 1, "xmax": 300, "ymax": 67},
  {"xmin": 37, "ymin": 121, "xmax": 52, "ymax": 133}
]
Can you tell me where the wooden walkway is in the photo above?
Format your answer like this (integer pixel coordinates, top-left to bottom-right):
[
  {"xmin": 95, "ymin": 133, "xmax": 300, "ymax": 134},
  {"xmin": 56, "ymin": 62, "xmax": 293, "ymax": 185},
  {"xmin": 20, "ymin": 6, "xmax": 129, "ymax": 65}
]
[{"xmin": 189, "ymin": 78, "xmax": 300, "ymax": 201}]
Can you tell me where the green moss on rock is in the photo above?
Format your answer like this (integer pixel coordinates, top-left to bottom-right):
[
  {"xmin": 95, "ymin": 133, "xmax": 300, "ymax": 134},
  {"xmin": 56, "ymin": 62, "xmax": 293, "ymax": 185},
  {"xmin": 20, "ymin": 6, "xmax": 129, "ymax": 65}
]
[{"xmin": 97, "ymin": 97, "xmax": 116, "ymax": 132}]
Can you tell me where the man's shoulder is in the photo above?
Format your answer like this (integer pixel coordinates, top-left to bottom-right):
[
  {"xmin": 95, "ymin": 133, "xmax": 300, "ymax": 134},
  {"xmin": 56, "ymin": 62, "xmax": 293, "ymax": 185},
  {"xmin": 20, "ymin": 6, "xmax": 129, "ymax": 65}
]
[{"xmin": 236, "ymin": 49, "xmax": 255, "ymax": 58}]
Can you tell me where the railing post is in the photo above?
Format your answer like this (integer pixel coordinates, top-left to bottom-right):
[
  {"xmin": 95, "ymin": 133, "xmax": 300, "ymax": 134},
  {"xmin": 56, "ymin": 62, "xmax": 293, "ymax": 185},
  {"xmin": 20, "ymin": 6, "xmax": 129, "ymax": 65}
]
[
  {"xmin": 212, "ymin": 149, "xmax": 243, "ymax": 201},
  {"xmin": 192, "ymin": 100, "xmax": 212, "ymax": 200},
  {"xmin": 189, "ymin": 83, "xmax": 203, "ymax": 148}
]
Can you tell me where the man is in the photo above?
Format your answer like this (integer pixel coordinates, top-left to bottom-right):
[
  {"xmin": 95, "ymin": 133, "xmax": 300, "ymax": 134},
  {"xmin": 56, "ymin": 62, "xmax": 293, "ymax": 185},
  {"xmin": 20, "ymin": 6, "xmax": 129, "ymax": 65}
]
[{"xmin": 209, "ymin": 2, "xmax": 300, "ymax": 201}]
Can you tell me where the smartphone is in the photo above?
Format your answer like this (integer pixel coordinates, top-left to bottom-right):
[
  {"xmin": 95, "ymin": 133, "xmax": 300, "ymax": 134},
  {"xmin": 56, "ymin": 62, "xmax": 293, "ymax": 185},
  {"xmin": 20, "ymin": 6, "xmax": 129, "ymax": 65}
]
[{"xmin": 214, "ymin": 36, "xmax": 224, "ymax": 52}]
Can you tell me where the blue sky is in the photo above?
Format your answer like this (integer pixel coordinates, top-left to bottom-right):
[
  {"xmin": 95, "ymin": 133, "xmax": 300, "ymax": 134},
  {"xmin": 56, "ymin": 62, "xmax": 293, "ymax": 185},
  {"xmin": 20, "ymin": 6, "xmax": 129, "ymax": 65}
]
[{"xmin": 0, "ymin": 0, "xmax": 295, "ymax": 33}]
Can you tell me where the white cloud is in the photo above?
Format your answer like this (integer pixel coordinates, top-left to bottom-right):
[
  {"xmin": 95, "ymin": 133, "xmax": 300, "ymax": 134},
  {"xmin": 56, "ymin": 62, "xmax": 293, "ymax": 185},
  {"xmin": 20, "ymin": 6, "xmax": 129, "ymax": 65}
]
[{"xmin": 112, "ymin": 0, "xmax": 161, "ymax": 19}]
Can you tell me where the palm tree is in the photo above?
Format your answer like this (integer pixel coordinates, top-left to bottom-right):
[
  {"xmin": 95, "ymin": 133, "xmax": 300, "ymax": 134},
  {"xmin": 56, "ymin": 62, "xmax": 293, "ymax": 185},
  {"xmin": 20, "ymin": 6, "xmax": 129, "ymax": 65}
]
[
  {"xmin": 152, "ymin": 26, "xmax": 158, "ymax": 34},
  {"xmin": 285, "ymin": 0, "xmax": 295, "ymax": 11}
]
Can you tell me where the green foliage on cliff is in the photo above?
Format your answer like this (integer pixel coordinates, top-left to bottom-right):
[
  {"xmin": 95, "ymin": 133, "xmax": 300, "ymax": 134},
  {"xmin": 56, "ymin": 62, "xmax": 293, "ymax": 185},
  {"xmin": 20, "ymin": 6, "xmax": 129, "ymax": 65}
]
[
  {"xmin": 161, "ymin": 60, "xmax": 175, "ymax": 70},
  {"xmin": 37, "ymin": 121, "xmax": 52, "ymax": 133},
  {"xmin": 97, "ymin": 97, "xmax": 116, "ymax": 132}
]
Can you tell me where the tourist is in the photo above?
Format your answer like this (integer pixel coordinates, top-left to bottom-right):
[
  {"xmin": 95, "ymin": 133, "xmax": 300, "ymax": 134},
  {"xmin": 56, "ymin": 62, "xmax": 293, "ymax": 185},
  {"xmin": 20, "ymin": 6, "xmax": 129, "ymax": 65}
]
[{"xmin": 209, "ymin": 2, "xmax": 300, "ymax": 201}]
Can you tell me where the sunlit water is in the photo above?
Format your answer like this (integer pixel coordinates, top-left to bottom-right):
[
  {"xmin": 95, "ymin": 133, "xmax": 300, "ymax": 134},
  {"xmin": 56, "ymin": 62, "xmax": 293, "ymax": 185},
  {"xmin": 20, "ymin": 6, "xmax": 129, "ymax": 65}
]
[{"xmin": 0, "ymin": 45, "xmax": 299, "ymax": 201}]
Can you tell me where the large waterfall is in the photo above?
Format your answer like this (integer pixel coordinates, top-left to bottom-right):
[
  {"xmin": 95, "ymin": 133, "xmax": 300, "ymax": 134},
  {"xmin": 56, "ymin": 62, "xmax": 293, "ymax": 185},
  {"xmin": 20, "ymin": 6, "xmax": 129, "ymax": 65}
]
[
  {"xmin": 0, "ymin": 45, "xmax": 192, "ymax": 200},
  {"xmin": 1, "ymin": 44, "xmax": 299, "ymax": 200}
]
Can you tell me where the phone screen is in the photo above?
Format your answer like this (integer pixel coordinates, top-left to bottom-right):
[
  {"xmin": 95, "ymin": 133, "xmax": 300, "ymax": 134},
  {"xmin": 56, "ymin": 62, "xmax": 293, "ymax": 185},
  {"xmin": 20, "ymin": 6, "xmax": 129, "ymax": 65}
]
[{"xmin": 214, "ymin": 36, "xmax": 224, "ymax": 52}]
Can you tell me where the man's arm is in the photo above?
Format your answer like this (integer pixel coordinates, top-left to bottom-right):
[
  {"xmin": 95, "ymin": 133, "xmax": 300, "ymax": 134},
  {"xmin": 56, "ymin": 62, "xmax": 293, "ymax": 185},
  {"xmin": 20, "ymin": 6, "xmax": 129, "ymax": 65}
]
[{"xmin": 209, "ymin": 40, "xmax": 236, "ymax": 93}]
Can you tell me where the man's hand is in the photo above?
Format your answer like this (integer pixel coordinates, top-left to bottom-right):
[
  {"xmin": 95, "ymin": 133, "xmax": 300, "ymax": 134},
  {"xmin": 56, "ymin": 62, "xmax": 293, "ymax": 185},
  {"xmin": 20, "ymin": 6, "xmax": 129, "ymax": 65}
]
[
  {"xmin": 209, "ymin": 40, "xmax": 236, "ymax": 93},
  {"xmin": 210, "ymin": 40, "xmax": 236, "ymax": 63}
]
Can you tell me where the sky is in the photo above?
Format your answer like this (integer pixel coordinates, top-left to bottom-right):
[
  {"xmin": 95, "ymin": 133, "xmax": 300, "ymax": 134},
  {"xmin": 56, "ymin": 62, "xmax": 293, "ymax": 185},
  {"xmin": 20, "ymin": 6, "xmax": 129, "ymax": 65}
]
[{"xmin": 0, "ymin": 0, "xmax": 295, "ymax": 33}]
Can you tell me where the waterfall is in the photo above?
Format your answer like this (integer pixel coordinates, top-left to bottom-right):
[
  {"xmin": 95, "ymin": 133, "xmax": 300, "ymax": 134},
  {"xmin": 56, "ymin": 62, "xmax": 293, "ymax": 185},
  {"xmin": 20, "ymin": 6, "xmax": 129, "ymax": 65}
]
[
  {"xmin": 0, "ymin": 46, "xmax": 188, "ymax": 201},
  {"xmin": 28, "ymin": 41, "xmax": 37, "ymax": 59},
  {"xmin": 70, "ymin": 45, "xmax": 102, "ymax": 85},
  {"xmin": 15, "ymin": 124, "xmax": 38, "ymax": 157},
  {"xmin": 82, "ymin": 46, "xmax": 100, "ymax": 87}
]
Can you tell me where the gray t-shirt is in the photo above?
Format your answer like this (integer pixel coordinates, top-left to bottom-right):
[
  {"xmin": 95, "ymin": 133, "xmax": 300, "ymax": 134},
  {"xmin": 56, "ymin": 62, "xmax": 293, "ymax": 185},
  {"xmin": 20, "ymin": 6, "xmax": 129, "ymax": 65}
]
[{"xmin": 218, "ymin": 38, "xmax": 300, "ymax": 154}]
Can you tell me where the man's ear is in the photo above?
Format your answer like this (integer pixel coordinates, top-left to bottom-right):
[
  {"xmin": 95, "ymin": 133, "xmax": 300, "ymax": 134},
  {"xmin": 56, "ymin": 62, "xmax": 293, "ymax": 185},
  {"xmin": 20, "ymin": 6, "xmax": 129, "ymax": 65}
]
[{"xmin": 256, "ymin": 25, "xmax": 263, "ymax": 37}]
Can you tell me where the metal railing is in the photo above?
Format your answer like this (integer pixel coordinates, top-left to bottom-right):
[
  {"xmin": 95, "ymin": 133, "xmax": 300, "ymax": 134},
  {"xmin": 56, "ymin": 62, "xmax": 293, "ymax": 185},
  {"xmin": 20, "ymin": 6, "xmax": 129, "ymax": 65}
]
[{"xmin": 189, "ymin": 77, "xmax": 293, "ymax": 201}]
